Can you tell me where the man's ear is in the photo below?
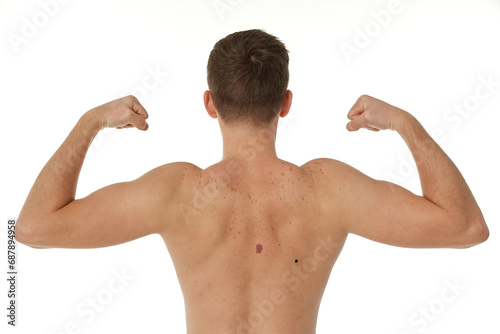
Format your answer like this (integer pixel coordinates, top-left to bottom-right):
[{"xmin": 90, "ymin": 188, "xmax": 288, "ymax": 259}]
[
  {"xmin": 279, "ymin": 90, "xmax": 293, "ymax": 118},
  {"xmin": 204, "ymin": 91, "xmax": 218, "ymax": 119}
]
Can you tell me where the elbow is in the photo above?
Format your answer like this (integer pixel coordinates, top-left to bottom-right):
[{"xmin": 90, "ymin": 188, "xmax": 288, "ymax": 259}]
[
  {"xmin": 14, "ymin": 218, "xmax": 30, "ymax": 245},
  {"xmin": 455, "ymin": 217, "xmax": 489, "ymax": 249},
  {"xmin": 469, "ymin": 220, "xmax": 489, "ymax": 246},
  {"xmin": 14, "ymin": 217, "xmax": 50, "ymax": 249}
]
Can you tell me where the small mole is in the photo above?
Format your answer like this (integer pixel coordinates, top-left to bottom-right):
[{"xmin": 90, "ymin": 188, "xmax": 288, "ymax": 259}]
[
  {"xmin": 295, "ymin": 259, "xmax": 298, "ymax": 263},
  {"xmin": 256, "ymin": 244, "xmax": 263, "ymax": 254}
]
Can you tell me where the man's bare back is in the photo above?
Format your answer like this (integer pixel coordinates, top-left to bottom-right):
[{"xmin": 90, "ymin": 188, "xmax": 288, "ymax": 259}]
[
  {"xmin": 14, "ymin": 30, "xmax": 488, "ymax": 333},
  {"xmin": 166, "ymin": 159, "xmax": 346, "ymax": 333}
]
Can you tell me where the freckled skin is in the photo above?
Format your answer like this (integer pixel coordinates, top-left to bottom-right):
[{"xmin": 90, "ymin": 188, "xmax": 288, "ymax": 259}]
[{"xmin": 162, "ymin": 158, "xmax": 347, "ymax": 334}]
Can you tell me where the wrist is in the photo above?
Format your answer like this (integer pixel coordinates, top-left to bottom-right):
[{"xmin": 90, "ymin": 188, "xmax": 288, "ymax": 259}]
[
  {"xmin": 80, "ymin": 108, "xmax": 106, "ymax": 132},
  {"xmin": 391, "ymin": 108, "xmax": 415, "ymax": 133}
]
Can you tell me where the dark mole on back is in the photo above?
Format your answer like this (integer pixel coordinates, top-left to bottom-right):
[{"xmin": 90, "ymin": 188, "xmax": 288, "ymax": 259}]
[
  {"xmin": 295, "ymin": 259, "xmax": 298, "ymax": 263},
  {"xmin": 256, "ymin": 244, "xmax": 263, "ymax": 254}
]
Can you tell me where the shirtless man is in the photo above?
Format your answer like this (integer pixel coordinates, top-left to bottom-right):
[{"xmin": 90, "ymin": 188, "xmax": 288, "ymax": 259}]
[{"xmin": 15, "ymin": 29, "xmax": 488, "ymax": 334}]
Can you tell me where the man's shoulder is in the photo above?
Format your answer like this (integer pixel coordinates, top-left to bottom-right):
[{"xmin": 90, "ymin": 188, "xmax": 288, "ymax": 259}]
[
  {"xmin": 300, "ymin": 158, "xmax": 368, "ymax": 190},
  {"xmin": 301, "ymin": 158, "xmax": 353, "ymax": 174},
  {"xmin": 140, "ymin": 162, "xmax": 203, "ymax": 189},
  {"xmin": 149, "ymin": 161, "xmax": 203, "ymax": 175}
]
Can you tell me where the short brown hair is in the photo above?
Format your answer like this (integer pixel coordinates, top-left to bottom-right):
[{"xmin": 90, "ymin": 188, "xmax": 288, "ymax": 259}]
[{"xmin": 207, "ymin": 29, "xmax": 289, "ymax": 125}]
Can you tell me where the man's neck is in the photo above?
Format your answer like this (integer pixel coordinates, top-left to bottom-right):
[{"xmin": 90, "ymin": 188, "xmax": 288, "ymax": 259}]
[{"xmin": 219, "ymin": 119, "xmax": 279, "ymax": 163}]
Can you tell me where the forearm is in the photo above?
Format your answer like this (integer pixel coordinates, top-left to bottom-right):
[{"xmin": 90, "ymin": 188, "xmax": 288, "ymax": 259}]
[
  {"xmin": 394, "ymin": 110, "xmax": 485, "ymax": 223},
  {"xmin": 18, "ymin": 111, "xmax": 102, "ymax": 222}
]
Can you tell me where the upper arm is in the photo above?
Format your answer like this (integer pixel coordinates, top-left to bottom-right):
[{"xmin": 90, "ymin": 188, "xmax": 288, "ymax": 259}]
[
  {"xmin": 18, "ymin": 163, "xmax": 191, "ymax": 249},
  {"xmin": 307, "ymin": 159, "xmax": 470, "ymax": 248}
]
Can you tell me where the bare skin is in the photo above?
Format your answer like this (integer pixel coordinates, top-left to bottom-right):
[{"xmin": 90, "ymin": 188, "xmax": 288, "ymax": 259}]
[{"xmin": 15, "ymin": 93, "xmax": 488, "ymax": 333}]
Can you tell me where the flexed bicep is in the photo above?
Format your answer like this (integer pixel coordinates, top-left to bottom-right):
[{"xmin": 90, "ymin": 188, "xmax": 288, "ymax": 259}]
[
  {"xmin": 338, "ymin": 169, "xmax": 457, "ymax": 248},
  {"xmin": 338, "ymin": 95, "xmax": 488, "ymax": 248},
  {"xmin": 312, "ymin": 158, "xmax": 477, "ymax": 249},
  {"xmin": 16, "ymin": 164, "xmax": 183, "ymax": 249}
]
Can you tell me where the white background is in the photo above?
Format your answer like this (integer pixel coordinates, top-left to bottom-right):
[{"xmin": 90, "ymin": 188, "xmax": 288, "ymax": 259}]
[{"xmin": 1, "ymin": 0, "xmax": 499, "ymax": 333}]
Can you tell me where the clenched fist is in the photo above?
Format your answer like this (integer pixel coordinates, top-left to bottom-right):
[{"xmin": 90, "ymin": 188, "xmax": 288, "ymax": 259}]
[
  {"xmin": 89, "ymin": 95, "xmax": 149, "ymax": 131},
  {"xmin": 346, "ymin": 95, "xmax": 409, "ymax": 132}
]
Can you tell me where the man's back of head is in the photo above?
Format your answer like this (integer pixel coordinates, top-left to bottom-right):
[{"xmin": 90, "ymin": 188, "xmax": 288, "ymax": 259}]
[{"xmin": 207, "ymin": 29, "xmax": 290, "ymax": 126}]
